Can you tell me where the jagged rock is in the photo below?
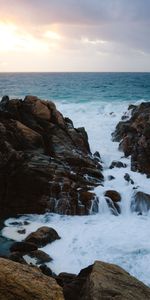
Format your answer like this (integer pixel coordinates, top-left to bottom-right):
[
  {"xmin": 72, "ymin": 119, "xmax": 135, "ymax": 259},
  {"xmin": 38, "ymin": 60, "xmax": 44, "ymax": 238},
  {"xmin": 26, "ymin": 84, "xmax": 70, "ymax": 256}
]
[
  {"xmin": 62, "ymin": 261, "xmax": 150, "ymax": 300},
  {"xmin": 131, "ymin": 191, "xmax": 150, "ymax": 214},
  {"xmin": 0, "ymin": 95, "xmax": 103, "ymax": 217},
  {"xmin": 113, "ymin": 102, "xmax": 150, "ymax": 176},
  {"xmin": 25, "ymin": 226, "xmax": 60, "ymax": 247},
  {"xmin": 109, "ymin": 160, "xmax": 127, "ymax": 169},
  {"xmin": 0, "ymin": 258, "xmax": 64, "ymax": 300}
]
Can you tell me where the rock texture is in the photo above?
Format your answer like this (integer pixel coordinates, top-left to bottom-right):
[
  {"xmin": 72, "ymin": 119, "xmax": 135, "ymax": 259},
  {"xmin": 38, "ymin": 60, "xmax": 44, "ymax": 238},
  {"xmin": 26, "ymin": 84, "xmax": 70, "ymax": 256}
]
[
  {"xmin": 112, "ymin": 102, "xmax": 150, "ymax": 176},
  {"xmin": 0, "ymin": 257, "xmax": 64, "ymax": 300},
  {"xmin": 25, "ymin": 226, "xmax": 60, "ymax": 247},
  {"xmin": 61, "ymin": 261, "xmax": 150, "ymax": 300},
  {"xmin": 0, "ymin": 95, "xmax": 103, "ymax": 217},
  {"xmin": 131, "ymin": 191, "xmax": 150, "ymax": 214}
]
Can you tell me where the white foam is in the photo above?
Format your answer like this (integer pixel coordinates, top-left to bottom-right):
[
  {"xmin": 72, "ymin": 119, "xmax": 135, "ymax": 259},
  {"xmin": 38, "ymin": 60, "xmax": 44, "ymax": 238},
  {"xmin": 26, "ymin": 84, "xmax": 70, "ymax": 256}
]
[{"xmin": 2, "ymin": 99, "xmax": 150, "ymax": 286}]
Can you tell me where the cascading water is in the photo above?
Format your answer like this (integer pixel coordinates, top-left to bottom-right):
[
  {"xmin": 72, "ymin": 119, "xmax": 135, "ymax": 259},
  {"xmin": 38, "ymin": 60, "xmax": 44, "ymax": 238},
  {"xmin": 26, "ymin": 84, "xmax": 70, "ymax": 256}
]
[{"xmin": 2, "ymin": 99, "xmax": 150, "ymax": 286}]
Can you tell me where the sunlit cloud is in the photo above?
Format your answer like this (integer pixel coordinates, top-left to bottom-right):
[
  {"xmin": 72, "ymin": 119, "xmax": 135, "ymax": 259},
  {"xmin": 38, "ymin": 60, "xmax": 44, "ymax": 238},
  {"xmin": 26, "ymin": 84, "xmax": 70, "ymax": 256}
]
[{"xmin": 0, "ymin": 0, "xmax": 150, "ymax": 71}]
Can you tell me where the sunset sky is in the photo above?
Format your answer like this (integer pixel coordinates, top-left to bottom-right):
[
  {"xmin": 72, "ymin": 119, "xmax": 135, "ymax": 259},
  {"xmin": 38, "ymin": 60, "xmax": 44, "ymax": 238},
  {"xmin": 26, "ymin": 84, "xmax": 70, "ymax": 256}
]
[{"xmin": 0, "ymin": 0, "xmax": 150, "ymax": 72}]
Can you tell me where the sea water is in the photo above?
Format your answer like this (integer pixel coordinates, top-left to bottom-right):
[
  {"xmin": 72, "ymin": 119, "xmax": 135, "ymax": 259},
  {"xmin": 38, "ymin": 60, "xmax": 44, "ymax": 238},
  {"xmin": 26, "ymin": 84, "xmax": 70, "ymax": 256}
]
[{"xmin": 1, "ymin": 72, "xmax": 150, "ymax": 285}]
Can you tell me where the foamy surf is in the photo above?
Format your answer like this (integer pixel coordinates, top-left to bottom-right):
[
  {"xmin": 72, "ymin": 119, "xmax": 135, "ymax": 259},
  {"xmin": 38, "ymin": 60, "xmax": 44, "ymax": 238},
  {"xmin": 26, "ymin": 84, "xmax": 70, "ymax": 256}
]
[{"xmin": 2, "ymin": 99, "xmax": 150, "ymax": 286}]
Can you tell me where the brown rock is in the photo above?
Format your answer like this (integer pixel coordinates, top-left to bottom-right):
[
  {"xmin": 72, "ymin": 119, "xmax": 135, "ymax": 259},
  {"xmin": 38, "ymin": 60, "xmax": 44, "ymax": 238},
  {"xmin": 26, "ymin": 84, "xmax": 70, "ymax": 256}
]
[
  {"xmin": 113, "ymin": 102, "xmax": 150, "ymax": 176},
  {"xmin": 0, "ymin": 258, "xmax": 64, "ymax": 300},
  {"xmin": 63, "ymin": 261, "xmax": 150, "ymax": 300},
  {"xmin": 10, "ymin": 241, "xmax": 38, "ymax": 253},
  {"xmin": 28, "ymin": 250, "xmax": 52, "ymax": 264},
  {"xmin": 25, "ymin": 226, "xmax": 61, "ymax": 247},
  {"xmin": 0, "ymin": 96, "xmax": 103, "ymax": 217},
  {"xmin": 104, "ymin": 190, "xmax": 121, "ymax": 202}
]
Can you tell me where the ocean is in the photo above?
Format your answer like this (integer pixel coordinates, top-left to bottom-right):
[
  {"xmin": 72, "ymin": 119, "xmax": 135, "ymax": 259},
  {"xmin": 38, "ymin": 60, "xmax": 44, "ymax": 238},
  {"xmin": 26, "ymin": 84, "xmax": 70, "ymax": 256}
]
[{"xmin": 1, "ymin": 72, "xmax": 150, "ymax": 285}]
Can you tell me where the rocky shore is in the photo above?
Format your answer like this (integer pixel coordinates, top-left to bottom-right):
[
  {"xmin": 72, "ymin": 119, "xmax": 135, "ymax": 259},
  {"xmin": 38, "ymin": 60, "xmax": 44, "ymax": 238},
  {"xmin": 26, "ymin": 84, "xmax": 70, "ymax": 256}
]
[
  {"xmin": 0, "ymin": 95, "xmax": 103, "ymax": 217},
  {"xmin": 1, "ymin": 97, "xmax": 150, "ymax": 299},
  {"xmin": 1, "ymin": 257, "xmax": 150, "ymax": 300}
]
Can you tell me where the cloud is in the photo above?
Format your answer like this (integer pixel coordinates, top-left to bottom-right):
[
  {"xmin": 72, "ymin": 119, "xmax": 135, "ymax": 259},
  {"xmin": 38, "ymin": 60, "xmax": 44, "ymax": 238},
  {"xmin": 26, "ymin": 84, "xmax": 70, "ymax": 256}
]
[{"xmin": 0, "ymin": 0, "xmax": 150, "ymax": 71}]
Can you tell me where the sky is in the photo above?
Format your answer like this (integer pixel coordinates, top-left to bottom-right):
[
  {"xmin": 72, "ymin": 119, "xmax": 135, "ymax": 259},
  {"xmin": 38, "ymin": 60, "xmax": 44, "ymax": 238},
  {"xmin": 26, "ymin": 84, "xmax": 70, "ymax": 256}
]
[{"xmin": 0, "ymin": 0, "xmax": 150, "ymax": 72}]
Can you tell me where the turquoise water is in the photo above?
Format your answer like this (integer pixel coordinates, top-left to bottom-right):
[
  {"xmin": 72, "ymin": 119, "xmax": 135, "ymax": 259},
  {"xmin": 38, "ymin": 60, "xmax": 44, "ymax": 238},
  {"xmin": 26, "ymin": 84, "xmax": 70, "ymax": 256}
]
[{"xmin": 0, "ymin": 72, "xmax": 150, "ymax": 103}]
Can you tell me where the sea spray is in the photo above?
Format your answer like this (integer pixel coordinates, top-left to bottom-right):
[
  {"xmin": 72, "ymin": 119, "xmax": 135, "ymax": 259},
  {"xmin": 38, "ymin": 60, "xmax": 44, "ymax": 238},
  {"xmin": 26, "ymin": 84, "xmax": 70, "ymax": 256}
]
[{"xmin": 2, "ymin": 99, "xmax": 150, "ymax": 286}]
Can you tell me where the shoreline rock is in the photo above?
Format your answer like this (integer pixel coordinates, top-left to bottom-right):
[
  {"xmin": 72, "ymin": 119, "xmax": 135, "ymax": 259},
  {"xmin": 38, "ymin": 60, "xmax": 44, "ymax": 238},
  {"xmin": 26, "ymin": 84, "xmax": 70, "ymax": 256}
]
[
  {"xmin": 1, "ymin": 258, "xmax": 150, "ymax": 300},
  {"xmin": 112, "ymin": 102, "xmax": 150, "ymax": 176},
  {"xmin": 0, "ymin": 95, "xmax": 103, "ymax": 217}
]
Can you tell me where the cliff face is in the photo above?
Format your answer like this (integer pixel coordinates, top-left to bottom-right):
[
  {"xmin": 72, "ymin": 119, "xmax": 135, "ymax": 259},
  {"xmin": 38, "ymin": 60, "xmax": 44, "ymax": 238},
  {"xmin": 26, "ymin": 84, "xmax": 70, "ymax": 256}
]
[{"xmin": 0, "ymin": 96, "xmax": 103, "ymax": 217}]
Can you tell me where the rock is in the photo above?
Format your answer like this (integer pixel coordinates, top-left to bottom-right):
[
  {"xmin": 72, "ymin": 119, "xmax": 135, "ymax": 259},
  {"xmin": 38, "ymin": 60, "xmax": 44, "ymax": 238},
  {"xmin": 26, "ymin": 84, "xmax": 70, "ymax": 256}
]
[
  {"xmin": 56, "ymin": 272, "xmax": 77, "ymax": 287},
  {"xmin": 104, "ymin": 190, "xmax": 121, "ymax": 202},
  {"xmin": 105, "ymin": 198, "xmax": 121, "ymax": 215},
  {"xmin": 10, "ymin": 241, "xmax": 38, "ymax": 253},
  {"xmin": 124, "ymin": 173, "xmax": 134, "ymax": 184},
  {"xmin": 25, "ymin": 226, "xmax": 60, "ymax": 247},
  {"xmin": 62, "ymin": 261, "xmax": 150, "ymax": 300},
  {"xmin": 131, "ymin": 191, "xmax": 150, "ymax": 214},
  {"xmin": 0, "ymin": 96, "xmax": 103, "ymax": 217},
  {"xmin": 39, "ymin": 264, "xmax": 53, "ymax": 277},
  {"xmin": 113, "ymin": 102, "xmax": 150, "ymax": 176},
  {"xmin": 17, "ymin": 229, "xmax": 26, "ymax": 234},
  {"xmin": 0, "ymin": 257, "xmax": 64, "ymax": 300},
  {"xmin": 109, "ymin": 160, "xmax": 127, "ymax": 169},
  {"xmin": 108, "ymin": 175, "xmax": 115, "ymax": 180},
  {"xmin": 8, "ymin": 251, "xmax": 27, "ymax": 264},
  {"xmin": 28, "ymin": 250, "xmax": 52, "ymax": 264}
]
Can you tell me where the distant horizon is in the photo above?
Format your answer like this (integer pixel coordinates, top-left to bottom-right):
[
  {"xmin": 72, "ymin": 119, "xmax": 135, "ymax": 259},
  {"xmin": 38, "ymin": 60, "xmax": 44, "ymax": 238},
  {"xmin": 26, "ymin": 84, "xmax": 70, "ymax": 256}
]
[{"xmin": 0, "ymin": 71, "xmax": 150, "ymax": 74}]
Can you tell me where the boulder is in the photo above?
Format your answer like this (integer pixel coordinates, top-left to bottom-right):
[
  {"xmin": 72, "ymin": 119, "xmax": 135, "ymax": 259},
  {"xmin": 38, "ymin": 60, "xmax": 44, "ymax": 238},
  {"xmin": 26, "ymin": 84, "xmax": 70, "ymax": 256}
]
[
  {"xmin": 0, "ymin": 96, "xmax": 103, "ymax": 217},
  {"xmin": 25, "ymin": 226, "xmax": 60, "ymax": 247},
  {"xmin": 62, "ymin": 260, "xmax": 150, "ymax": 300},
  {"xmin": 112, "ymin": 102, "xmax": 150, "ymax": 176},
  {"xmin": 28, "ymin": 250, "xmax": 52, "ymax": 264},
  {"xmin": 0, "ymin": 258, "xmax": 64, "ymax": 300},
  {"xmin": 10, "ymin": 241, "xmax": 38, "ymax": 253},
  {"xmin": 131, "ymin": 191, "xmax": 150, "ymax": 214},
  {"xmin": 104, "ymin": 190, "xmax": 121, "ymax": 202},
  {"xmin": 109, "ymin": 160, "xmax": 127, "ymax": 169}
]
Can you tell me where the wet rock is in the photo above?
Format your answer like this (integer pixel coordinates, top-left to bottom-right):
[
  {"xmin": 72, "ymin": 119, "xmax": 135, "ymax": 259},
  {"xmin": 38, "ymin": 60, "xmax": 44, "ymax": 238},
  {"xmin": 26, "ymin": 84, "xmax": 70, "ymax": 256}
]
[
  {"xmin": 25, "ymin": 226, "xmax": 60, "ymax": 247},
  {"xmin": 0, "ymin": 258, "xmax": 64, "ymax": 300},
  {"xmin": 39, "ymin": 264, "xmax": 53, "ymax": 277},
  {"xmin": 108, "ymin": 175, "xmax": 115, "ymax": 180},
  {"xmin": 0, "ymin": 96, "xmax": 103, "ymax": 217},
  {"xmin": 105, "ymin": 190, "xmax": 121, "ymax": 202},
  {"xmin": 10, "ymin": 241, "xmax": 38, "ymax": 253},
  {"xmin": 17, "ymin": 229, "xmax": 26, "ymax": 234},
  {"xmin": 62, "ymin": 261, "xmax": 150, "ymax": 300},
  {"xmin": 109, "ymin": 160, "xmax": 127, "ymax": 169},
  {"xmin": 113, "ymin": 102, "xmax": 150, "ymax": 176},
  {"xmin": 124, "ymin": 173, "xmax": 134, "ymax": 184},
  {"xmin": 131, "ymin": 191, "xmax": 150, "ymax": 214},
  {"xmin": 8, "ymin": 251, "xmax": 27, "ymax": 264},
  {"xmin": 28, "ymin": 250, "xmax": 52, "ymax": 264},
  {"xmin": 106, "ymin": 198, "xmax": 121, "ymax": 215}
]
